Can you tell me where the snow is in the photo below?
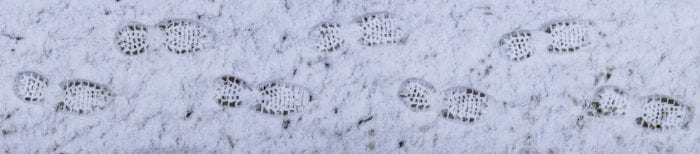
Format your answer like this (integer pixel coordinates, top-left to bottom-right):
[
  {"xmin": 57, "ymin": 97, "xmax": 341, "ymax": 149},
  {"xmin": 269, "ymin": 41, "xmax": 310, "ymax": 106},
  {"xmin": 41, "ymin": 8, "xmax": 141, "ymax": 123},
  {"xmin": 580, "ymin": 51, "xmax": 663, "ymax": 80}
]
[{"xmin": 1, "ymin": 0, "xmax": 699, "ymax": 153}]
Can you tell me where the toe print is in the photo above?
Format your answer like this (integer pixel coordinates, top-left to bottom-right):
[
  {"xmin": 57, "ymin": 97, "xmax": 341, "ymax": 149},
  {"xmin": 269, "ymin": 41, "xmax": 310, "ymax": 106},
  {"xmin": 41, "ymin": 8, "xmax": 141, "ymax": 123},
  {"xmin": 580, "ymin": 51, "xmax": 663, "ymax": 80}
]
[
  {"xmin": 440, "ymin": 87, "xmax": 488, "ymax": 123},
  {"xmin": 115, "ymin": 23, "xmax": 149, "ymax": 55},
  {"xmin": 636, "ymin": 96, "xmax": 693, "ymax": 130},
  {"xmin": 358, "ymin": 12, "xmax": 405, "ymax": 46},
  {"xmin": 543, "ymin": 19, "xmax": 594, "ymax": 53},
  {"xmin": 215, "ymin": 75, "xmax": 251, "ymax": 108},
  {"xmin": 255, "ymin": 81, "xmax": 312, "ymax": 116},
  {"xmin": 499, "ymin": 30, "xmax": 534, "ymax": 61},
  {"xmin": 157, "ymin": 19, "xmax": 212, "ymax": 54},
  {"xmin": 312, "ymin": 23, "xmax": 344, "ymax": 52},
  {"xmin": 398, "ymin": 78, "xmax": 435, "ymax": 111},
  {"xmin": 584, "ymin": 86, "xmax": 628, "ymax": 117},
  {"xmin": 14, "ymin": 72, "xmax": 49, "ymax": 103},
  {"xmin": 56, "ymin": 80, "xmax": 115, "ymax": 114}
]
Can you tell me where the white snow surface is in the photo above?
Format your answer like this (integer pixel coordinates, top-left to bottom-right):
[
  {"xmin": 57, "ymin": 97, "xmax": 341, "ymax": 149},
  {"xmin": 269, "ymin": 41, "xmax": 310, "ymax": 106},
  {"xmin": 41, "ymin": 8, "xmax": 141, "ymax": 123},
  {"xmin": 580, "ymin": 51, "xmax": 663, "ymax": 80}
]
[{"xmin": 1, "ymin": 0, "xmax": 700, "ymax": 153}]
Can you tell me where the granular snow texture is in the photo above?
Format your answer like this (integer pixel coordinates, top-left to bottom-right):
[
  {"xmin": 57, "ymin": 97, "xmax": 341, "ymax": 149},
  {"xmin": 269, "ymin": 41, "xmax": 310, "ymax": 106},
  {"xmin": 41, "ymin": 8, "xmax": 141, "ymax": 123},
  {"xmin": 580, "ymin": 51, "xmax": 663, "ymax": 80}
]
[{"xmin": 1, "ymin": 0, "xmax": 699, "ymax": 153}]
